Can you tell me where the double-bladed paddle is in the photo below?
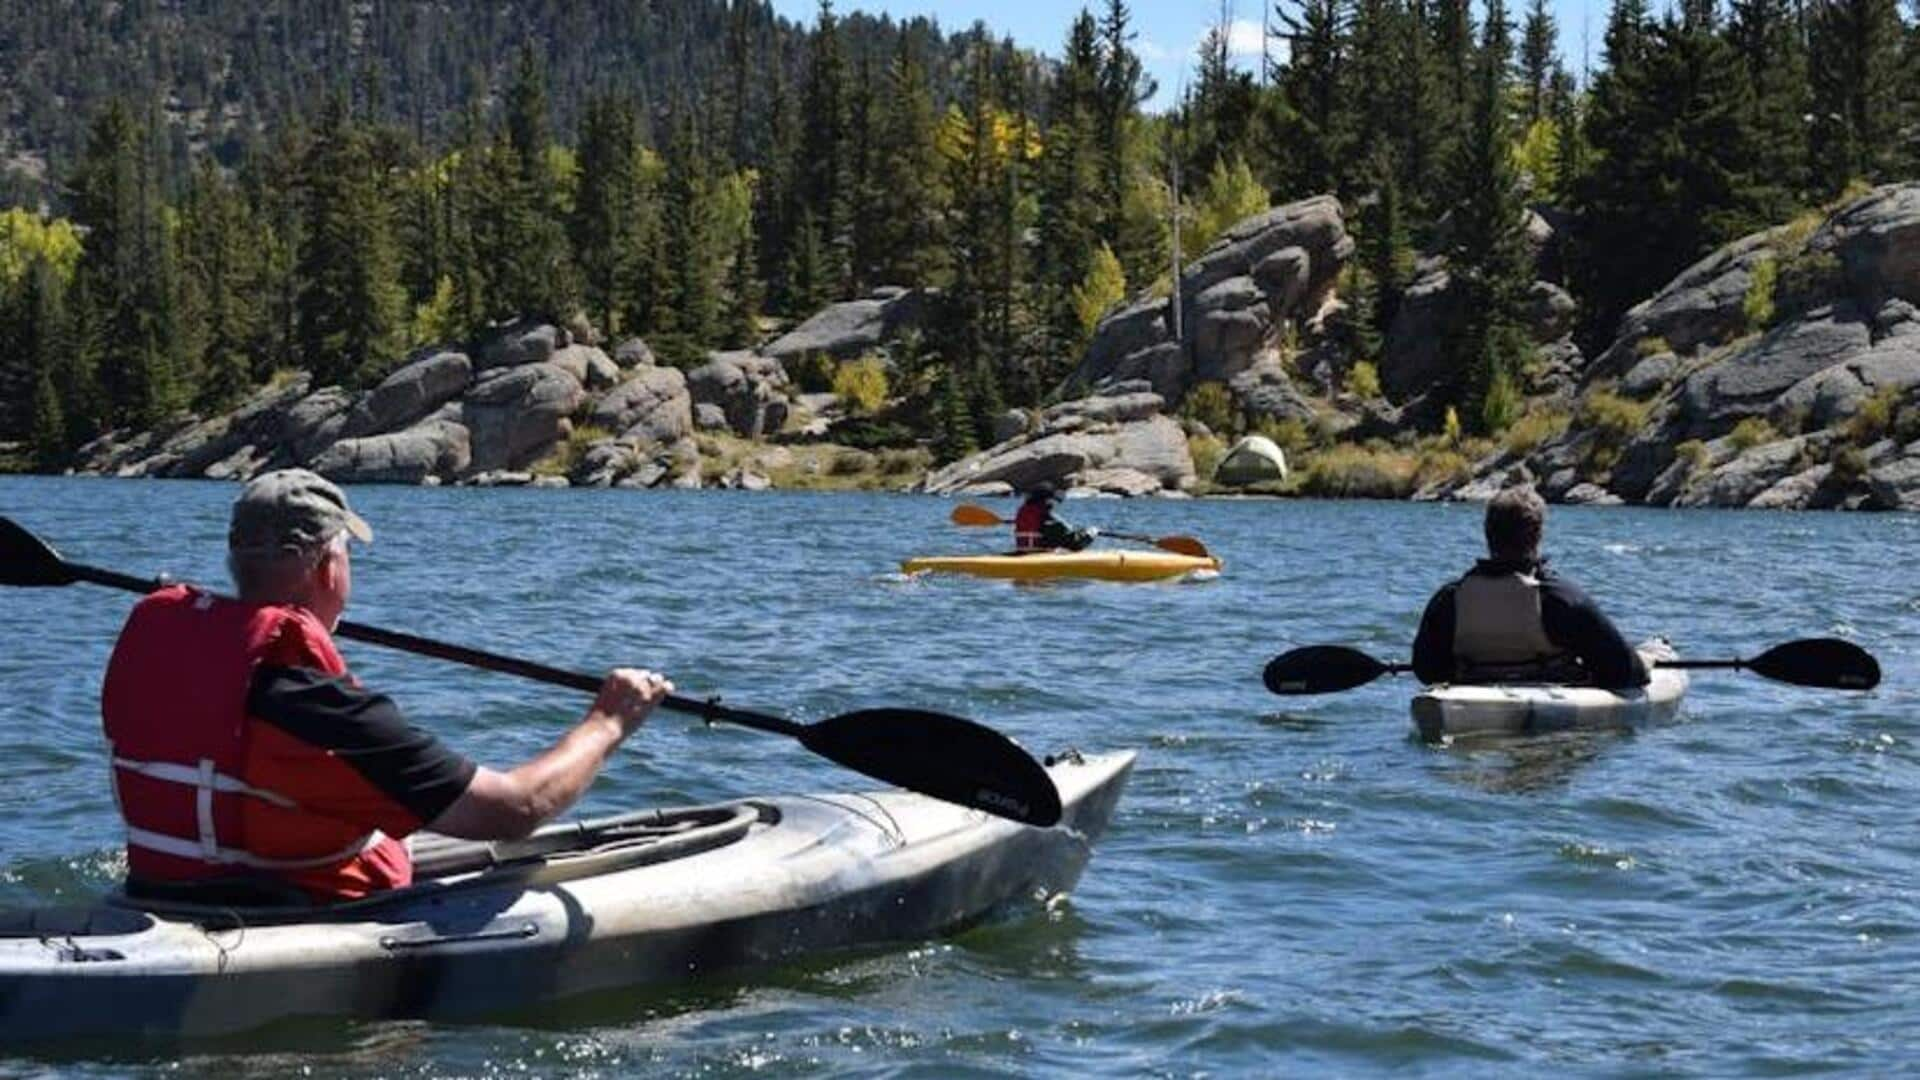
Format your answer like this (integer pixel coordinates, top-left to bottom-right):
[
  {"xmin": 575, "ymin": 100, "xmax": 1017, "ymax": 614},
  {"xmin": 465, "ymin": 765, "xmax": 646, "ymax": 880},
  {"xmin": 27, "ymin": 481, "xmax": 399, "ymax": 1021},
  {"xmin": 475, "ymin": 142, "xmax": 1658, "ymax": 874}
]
[
  {"xmin": 1262, "ymin": 639, "xmax": 1882, "ymax": 695},
  {"xmin": 948, "ymin": 502, "xmax": 1214, "ymax": 560},
  {"xmin": 0, "ymin": 515, "xmax": 1062, "ymax": 827}
]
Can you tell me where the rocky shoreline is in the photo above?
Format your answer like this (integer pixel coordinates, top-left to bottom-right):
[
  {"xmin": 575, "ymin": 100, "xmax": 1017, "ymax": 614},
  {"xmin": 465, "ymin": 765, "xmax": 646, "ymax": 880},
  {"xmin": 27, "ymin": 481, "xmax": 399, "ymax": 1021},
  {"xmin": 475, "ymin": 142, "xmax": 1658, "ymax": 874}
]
[{"xmin": 46, "ymin": 186, "xmax": 1920, "ymax": 512}]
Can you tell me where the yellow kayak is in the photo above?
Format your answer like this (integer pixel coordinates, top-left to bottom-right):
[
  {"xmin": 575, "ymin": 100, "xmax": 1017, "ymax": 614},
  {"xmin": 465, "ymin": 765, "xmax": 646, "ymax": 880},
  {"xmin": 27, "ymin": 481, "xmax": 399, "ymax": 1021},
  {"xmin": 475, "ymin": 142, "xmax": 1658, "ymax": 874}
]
[{"xmin": 901, "ymin": 550, "xmax": 1222, "ymax": 582}]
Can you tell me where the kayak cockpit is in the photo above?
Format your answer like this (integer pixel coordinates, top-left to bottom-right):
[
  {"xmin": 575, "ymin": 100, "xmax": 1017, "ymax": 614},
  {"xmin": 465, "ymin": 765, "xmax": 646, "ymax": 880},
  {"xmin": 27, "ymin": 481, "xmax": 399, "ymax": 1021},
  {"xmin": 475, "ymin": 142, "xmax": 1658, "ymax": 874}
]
[{"xmin": 90, "ymin": 801, "xmax": 766, "ymax": 928}]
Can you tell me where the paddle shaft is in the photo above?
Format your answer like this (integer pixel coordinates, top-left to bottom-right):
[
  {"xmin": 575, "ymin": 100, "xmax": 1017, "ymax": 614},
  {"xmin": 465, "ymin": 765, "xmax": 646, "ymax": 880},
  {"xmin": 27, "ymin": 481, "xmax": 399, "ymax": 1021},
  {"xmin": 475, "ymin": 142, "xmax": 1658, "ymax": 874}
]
[{"xmin": 56, "ymin": 559, "xmax": 803, "ymax": 737}]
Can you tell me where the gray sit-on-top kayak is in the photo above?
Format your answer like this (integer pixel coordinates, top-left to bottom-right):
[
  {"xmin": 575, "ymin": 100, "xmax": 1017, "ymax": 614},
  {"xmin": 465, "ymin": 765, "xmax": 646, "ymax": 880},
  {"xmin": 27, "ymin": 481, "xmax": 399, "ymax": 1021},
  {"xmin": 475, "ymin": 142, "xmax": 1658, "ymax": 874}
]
[
  {"xmin": 1410, "ymin": 642, "xmax": 1688, "ymax": 741},
  {"xmin": 0, "ymin": 749, "xmax": 1134, "ymax": 1042}
]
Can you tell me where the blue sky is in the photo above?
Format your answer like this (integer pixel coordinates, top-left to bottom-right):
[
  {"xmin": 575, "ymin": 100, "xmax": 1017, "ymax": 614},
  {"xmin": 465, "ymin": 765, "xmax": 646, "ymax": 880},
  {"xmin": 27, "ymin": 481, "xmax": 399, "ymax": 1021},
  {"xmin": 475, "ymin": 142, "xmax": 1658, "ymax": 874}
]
[{"xmin": 770, "ymin": 0, "xmax": 1613, "ymax": 110}]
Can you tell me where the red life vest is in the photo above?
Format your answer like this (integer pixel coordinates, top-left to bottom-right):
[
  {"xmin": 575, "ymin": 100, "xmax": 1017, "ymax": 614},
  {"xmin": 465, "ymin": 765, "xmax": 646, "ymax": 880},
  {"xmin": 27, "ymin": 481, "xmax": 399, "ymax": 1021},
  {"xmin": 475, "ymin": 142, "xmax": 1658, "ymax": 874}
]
[
  {"xmin": 101, "ymin": 585, "xmax": 411, "ymax": 900},
  {"xmin": 1014, "ymin": 501, "xmax": 1048, "ymax": 551}
]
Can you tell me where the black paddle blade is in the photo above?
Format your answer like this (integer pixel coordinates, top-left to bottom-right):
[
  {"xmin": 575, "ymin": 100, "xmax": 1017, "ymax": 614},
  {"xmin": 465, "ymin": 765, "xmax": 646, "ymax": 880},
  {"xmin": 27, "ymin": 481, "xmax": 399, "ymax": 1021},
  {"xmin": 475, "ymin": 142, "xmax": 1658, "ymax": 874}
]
[
  {"xmin": 801, "ymin": 709, "xmax": 1063, "ymax": 827},
  {"xmin": 1749, "ymin": 638, "xmax": 1881, "ymax": 690},
  {"xmin": 1263, "ymin": 645, "xmax": 1392, "ymax": 695},
  {"xmin": 0, "ymin": 516, "xmax": 77, "ymax": 587}
]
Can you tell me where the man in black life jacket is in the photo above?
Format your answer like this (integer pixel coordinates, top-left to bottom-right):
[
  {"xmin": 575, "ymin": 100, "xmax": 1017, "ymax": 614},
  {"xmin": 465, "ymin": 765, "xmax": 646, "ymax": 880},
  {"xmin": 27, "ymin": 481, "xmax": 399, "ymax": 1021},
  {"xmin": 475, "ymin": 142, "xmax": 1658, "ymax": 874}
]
[
  {"xmin": 1411, "ymin": 486, "xmax": 1649, "ymax": 689},
  {"xmin": 1012, "ymin": 484, "xmax": 1096, "ymax": 552}
]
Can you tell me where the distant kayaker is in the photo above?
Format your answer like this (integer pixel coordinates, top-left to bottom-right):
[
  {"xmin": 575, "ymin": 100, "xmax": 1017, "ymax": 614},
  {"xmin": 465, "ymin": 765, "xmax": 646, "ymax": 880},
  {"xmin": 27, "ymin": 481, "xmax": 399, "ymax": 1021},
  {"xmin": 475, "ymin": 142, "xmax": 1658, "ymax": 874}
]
[
  {"xmin": 1412, "ymin": 486, "xmax": 1649, "ymax": 690},
  {"xmin": 1013, "ymin": 484, "xmax": 1096, "ymax": 553},
  {"xmin": 100, "ymin": 469, "xmax": 673, "ymax": 905}
]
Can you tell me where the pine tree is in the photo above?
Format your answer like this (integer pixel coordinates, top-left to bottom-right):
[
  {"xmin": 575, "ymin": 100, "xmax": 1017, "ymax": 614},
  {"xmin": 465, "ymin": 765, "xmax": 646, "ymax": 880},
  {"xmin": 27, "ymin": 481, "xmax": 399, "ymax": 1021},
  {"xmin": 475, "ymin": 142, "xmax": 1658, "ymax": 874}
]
[
  {"xmin": 572, "ymin": 96, "xmax": 642, "ymax": 338},
  {"xmin": 489, "ymin": 47, "xmax": 574, "ymax": 322},
  {"xmin": 1519, "ymin": 0, "xmax": 1558, "ymax": 123},
  {"xmin": 294, "ymin": 95, "xmax": 404, "ymax": 387},
  {"xmin": 1037, "ymin": 12, "xmax": 1111, "ymax": 367},
  {"xmin": 1572, "ymin": 0, "xmax": 1656, "ymax": 342},
  {"xmin": 1807, "ymin": 0, "xmax": 1907, "ymax": 192},
  {"xmin": 1441, "ymin": 0, "xmax": 1532, "ymax": 432},
  {"xmin": 68, "ymin": 101, "xmax": 180, "ymax": 429},
  {"xmin": 1358, "ymin": 153, "xmax": 1412, "ymax": 341},
  {"xmin": 847, "ymin": 44, "xmax": 882, "ymax": 294},
  {"xmin": 872, "ymin": 32, "xmax": 948, "ymax": 287},
  {"xmin": 1728, "ymin": 0, "xmax": 1810, "ymax": 212},
  {"xmin": 797, "ymin": 0, "xmax": 850, "ymax": 301},
  {"xmin": 657, "ymin": 112, "xmax": 720, "ymax": 364},
  {"xmin": 1190, "ymin": 4, "xmax": 1261, "ymax": 177},
  {"xmin": 1393, "ymin": 0, "xmax": 1454, "ymax": 215},
  {"xmin": 1347, "ymin": 0, "xmax": 1405, "ymax": 196},
  {"xmin": 1097, "ymin": 0, "xmax": 1157, "ymax": 283},
  {"xmin": 1548, "ymin": 69, "xmax": 1587, "ymax": 204},
  {"xmin": 1271, "ymin": 0, "xmax": 1351, "ymax": 198},
  {"xmin": 178, "ymin": 160, "xmax": 262, "ymax": 412}
]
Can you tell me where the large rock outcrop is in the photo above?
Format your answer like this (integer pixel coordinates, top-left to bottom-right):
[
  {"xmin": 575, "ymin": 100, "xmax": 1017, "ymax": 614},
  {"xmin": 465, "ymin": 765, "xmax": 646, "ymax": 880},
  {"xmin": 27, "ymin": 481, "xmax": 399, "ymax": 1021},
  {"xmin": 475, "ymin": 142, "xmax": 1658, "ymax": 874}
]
[
  {"xmin": 1066, "ymin": 195, "xmax": 1351, "ymax": 411},
  {"xmin": 920, "ymin": 384, "xmax": 1196, "ymax": 497},
  {"xmin": 1443, "ymin": 180, "xmax": 1920, "ymax": 511},
  {"xmin": 761, "ymin": 287, "xmax": 936, "ymax": 363},
  {"xmin": 688, "ymin": 351, "xmax": 791, "ymax": 438}
]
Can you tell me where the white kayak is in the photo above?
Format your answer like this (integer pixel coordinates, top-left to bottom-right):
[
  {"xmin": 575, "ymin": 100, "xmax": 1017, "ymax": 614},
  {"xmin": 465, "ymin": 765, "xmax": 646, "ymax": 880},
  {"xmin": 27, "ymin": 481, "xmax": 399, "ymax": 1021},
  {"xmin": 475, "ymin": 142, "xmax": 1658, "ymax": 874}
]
[
  {"xmin": 1410, "ymin": 643, "xmax": 1687, "ymax": 741},
  {"xmin": 0, "ymin": 749, "xmax": 1134, "ymax": 1042}
]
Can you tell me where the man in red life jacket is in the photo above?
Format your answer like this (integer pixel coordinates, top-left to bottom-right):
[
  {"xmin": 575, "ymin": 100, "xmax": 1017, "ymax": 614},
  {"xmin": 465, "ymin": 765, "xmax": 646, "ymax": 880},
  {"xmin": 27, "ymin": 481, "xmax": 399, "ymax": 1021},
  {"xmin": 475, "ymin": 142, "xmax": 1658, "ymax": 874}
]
[
  {"xmin": 1012, "ymin": 484, "xmax": 1096, "ymax": 553},
  {"xmin": 101, "ymin": 469, "xmax": 672, "ymax": 905}
]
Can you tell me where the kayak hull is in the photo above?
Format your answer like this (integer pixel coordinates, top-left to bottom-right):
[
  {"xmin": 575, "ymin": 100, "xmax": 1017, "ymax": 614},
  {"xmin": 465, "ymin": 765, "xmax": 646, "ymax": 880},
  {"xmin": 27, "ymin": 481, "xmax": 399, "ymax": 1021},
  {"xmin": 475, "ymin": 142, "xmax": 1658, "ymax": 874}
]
[
  {"xmin": 902, "ymin": 551, "xmax": 1220, "ymax": 582},
  {"xmin": 1410, "ymin": 645, "xmax": 1688, "ymax": 741},
  {"xmin": 0, "ymin": 750, "xmax": 1134, "ymax": 1041}
]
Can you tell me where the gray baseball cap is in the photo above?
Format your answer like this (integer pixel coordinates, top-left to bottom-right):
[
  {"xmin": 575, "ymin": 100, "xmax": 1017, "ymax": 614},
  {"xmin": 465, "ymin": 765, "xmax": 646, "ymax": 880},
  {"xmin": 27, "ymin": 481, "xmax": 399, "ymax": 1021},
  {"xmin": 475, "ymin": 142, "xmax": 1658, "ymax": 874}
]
[{"xmin": 229, "ymin": 469, "xmax": 373, "ymax": 553}]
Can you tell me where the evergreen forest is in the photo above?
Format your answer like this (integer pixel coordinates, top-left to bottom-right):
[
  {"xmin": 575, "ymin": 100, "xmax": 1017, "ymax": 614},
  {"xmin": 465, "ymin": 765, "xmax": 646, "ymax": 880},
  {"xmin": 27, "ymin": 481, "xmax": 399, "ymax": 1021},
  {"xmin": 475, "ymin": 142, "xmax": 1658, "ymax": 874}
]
[{"xmin": 1, "ymin": 0, "xmax": 1917, "ymax": 469}]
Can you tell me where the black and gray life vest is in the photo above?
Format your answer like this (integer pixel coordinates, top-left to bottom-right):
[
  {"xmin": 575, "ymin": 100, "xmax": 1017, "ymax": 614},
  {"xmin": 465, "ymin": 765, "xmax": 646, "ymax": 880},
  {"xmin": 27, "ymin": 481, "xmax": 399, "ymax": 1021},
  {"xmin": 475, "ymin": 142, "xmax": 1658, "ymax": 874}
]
[{"xmin": 1452, "ymin": 569, "xmax": 1573, "ymax": 679}]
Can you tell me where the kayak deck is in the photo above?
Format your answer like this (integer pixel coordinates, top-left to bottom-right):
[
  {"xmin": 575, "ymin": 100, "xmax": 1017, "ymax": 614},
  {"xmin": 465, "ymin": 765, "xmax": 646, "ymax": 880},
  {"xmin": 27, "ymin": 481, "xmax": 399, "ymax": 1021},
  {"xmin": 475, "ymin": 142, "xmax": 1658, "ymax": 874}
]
[
  {"xmin": 1411, "ymin": 646, "xmax": 1688, "ymax": 741},
  {"xmin": 902, "ymin": 550, "xmax": 1221, "ymax": 582},
  {"xmin": 0, "ymin": 749, "xmax": 1135, "ymax": 1041}
]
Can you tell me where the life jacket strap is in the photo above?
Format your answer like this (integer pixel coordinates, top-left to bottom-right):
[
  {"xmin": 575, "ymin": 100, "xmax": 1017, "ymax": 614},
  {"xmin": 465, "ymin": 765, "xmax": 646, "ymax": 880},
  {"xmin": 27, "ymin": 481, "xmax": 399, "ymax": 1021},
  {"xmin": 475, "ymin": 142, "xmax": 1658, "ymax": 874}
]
[{"xmin": 110, "ymin": 746, "xmax": 378, "ymax": 871}]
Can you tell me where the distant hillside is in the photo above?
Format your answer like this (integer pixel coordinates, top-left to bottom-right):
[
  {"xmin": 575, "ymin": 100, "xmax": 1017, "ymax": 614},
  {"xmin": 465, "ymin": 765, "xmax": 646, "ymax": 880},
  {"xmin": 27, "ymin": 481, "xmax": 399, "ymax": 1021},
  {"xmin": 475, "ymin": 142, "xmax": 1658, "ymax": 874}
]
[{"xmin": 0, "ymin": 0, "xmax": 991, "ymax": 207}]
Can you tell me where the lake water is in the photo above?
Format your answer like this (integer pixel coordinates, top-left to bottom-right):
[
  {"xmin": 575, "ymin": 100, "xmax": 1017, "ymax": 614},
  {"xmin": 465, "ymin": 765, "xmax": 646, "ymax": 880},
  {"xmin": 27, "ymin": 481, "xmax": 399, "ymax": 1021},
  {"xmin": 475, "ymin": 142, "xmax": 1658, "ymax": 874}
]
[{"xmin": 1, "ymin": 476, "xmax": 1914, "ymax": 1075}]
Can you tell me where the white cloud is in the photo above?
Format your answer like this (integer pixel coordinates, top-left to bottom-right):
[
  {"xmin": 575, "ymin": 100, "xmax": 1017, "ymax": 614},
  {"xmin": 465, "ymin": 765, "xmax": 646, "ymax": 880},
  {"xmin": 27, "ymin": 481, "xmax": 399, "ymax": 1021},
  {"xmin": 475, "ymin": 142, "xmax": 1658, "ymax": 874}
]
[
  {"xmin": 1224, "ymin": 17, "xmax": 1267, "ymax": 58},
  {"xmin": 1135, "ymin": 37, "xmax": 1171, "ymax": 61},
  {"xmin": 1189, "ymin": 17, "xmax": 1279, "ymax": 68}
]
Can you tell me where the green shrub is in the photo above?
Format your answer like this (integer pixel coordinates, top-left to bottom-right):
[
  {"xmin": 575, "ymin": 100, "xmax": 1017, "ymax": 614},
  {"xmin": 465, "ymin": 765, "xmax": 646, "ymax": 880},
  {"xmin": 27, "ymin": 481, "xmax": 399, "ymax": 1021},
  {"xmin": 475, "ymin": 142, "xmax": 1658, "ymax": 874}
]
[
  {"xmin": 1503, "ymin": 409, "xmax": 1571, "ymax": 455},
  {"xmin": 794, "ymin": 352, "xmax": 836, "ymax": 393},
  {"xmin": 1188, "ymin": 433, "xmax": 1228, "ymax": 482},
  {"xmin": 828, "ymin": 448, "xmax": 875, "ymax": 475},
  {"xmin": 1579, "ymin": 390, "xmax": 1652, "ymax": 441},
  {"xmin": 1413, "ymin": 448, "xmax": 1472, "ymax": 489},
  {"xmin": 1442, "ymin": 406, "xmax": 1462, "ymax": 445},
  {"xmin": 1772, "ymin": 250, "xmax": 1842, "ymax": 321},
  {"xmin": 1071, "ymin": 244, "xmax": 1128, "ymax": 339},
  {"xmin": 1830, "ymin": 443, "xmax": 1870, "ymax": 483},
  {"xmin": 878, "ymin": 447, "xmax": 931, "ymax": 476},
  {"xmin": 1576, "ymin": 390, "xmax": 1653, "ymax": 475},
  {"xmin": 531, "ymin": 423, "xmax": 611, "ymax": 478},
  {"xmin": 1190, "ymin": 155, "xmax": 1270, "ymax": 253},
  {"xmin": 831, "ymin": 355, "xmax": 889, "ymax": 416},
  {"xmin": 1300, "ymin": 444, "xmax": 1419, "ymax": 498},
  {"xmin": 1675, "ymin": 438, "xmax": 1708, "ymax": 472},
  {"xmin": 1634, "ymin": 336, "xmax": 1673, "ymax": 359},
  {"xmin": 1479, "ymin": 370, "xmax": 1523, "ymax": 434},
  {"xmin": 1181, "ymin": 381, "xmax": 1238, "ymax": 435},
  {"xmin": 1844, "ymin": 386, "xmax": 1899, "ymax": 445},
  {"xmin": 1345, "ymin": 360, "xmax": 1382, "ymax": 400},
  {"xmin": 1742, "ymin": 257, "xmax": 1778, "ymax": 329},
  {"xmin": 1726, "ymin": 416, "xmax": 1778, "ymax": 451}
]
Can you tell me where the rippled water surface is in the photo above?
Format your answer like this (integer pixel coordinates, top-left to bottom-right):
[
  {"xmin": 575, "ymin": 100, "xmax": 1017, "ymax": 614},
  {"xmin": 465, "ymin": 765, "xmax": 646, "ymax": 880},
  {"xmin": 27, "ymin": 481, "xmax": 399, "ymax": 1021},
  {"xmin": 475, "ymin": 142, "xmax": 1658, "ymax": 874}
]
[{"xmin": 1, "ymin": 477, "xmax": 1915, "ymax": 1076}]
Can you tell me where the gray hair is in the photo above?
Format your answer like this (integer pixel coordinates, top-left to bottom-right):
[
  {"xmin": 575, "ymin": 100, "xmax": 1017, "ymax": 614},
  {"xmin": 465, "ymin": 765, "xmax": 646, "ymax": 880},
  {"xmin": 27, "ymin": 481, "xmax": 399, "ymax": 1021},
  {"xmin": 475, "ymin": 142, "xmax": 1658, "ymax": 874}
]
[
  {"xmin": 229, "ymin": 530, "xmax": 348, "ymax": 600},
  {"xmin": 1484, "ymin": 486, "xmax": 1546, "ymax": 560}
]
